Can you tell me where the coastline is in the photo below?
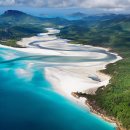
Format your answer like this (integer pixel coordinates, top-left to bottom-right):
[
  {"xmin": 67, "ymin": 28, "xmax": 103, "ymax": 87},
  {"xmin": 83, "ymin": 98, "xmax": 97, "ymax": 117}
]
[
  {"xmin": 69, "ymin": 48, "xmax": 123, "ymax": 130},
  {"xmin": 0, "ymin": 28, "xmax": 123, "ymax": 129},
  {"xmin": 42, "ymin": 38, "xmax": 122, "ymax": 129},
  {"xmin": 41, "ymin": 44, "xmax": 122, "ymax": 129},
  {"xmin": 86, "ymin": 99, "xmax": 126, "ymax": 130},
  {"xmin": 72, "ymin": 92, "xmax": 125, "ymax": 130}
]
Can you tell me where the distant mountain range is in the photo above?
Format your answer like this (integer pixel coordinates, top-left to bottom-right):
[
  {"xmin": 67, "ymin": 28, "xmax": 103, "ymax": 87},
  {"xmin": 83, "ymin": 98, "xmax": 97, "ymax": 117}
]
[
  {"xmin": 68, "ymin": 12, "xmax": 87, "ymax": 18},
  {"xmin": 0, "ymin": 10, "xmax": 70, "ymax": 26},
  {"xmin": 1, "ymin": 10, "xmax": 130, "ymax": 25},
  {"xmin": 1, "ymin": 10, "xmax": 130, "ymax": 45}
]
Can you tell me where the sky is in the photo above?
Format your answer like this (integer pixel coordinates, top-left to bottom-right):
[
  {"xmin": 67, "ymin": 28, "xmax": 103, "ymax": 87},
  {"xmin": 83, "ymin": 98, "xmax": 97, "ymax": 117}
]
[
  {"xmin": 0, "ymin": 0, "xmax": 130, "ymax": 16},
  {"xmin": 0, "ymin": 0, "xmax": 130, "ymax": 10}
]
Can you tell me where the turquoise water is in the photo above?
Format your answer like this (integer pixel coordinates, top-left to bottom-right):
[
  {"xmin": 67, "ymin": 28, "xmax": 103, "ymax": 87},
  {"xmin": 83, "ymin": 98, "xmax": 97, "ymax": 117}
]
[{"xmin": 0, "ymin": 47, "xmax": 116, "ymax": 130}]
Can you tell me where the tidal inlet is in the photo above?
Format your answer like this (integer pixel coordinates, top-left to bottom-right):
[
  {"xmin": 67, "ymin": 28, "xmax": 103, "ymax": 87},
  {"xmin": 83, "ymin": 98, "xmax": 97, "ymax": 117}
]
[{"xmin": 0, "ymin": 27, "xmax": 121, "ymax": 130}]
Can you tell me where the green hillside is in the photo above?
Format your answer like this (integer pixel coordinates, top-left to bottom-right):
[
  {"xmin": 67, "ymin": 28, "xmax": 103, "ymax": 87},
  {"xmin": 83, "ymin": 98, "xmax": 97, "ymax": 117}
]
[{"xmin": 59, "ymin": 15, "xmax": 130, "ymax": 47}]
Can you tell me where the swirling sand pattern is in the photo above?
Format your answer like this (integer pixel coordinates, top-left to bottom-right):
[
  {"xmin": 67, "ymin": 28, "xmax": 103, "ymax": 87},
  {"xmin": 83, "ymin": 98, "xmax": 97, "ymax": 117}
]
[{"xmin": 0, "ymin": 28, "xmax": 120, "ymax": 130}]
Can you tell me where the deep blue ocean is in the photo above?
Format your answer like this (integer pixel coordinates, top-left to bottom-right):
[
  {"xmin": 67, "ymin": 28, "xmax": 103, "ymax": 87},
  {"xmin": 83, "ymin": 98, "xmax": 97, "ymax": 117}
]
[{"xmin": 0, "ymin": 47, "xmax": 116, "ymax": 130}]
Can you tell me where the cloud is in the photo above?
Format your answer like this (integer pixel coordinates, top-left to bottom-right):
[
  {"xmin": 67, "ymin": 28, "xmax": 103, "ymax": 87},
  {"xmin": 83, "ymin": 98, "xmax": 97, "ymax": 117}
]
[
  {"xmin": 0, "ymin": 0, "xmax": 15, "ymax": 6},
  {"xmin": 81, "ymin": 0, "xmax": 130, "ymax": 9},
  {"xmin": 0, "ymin": 0, "xmax": 130, "ymax": 10},
  {"xmin": 14, "ymin": 0, "xmax": 80, "ymax": 7}
]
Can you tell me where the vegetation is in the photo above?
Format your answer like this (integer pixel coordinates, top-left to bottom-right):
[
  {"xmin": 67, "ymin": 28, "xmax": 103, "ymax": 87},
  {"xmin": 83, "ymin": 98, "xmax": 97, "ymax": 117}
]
[
  {"xmin": 0, "ymin": 40, "xmax": 19, "ymax": 47},
  {"xmin": 93, "ymin": 47, "xmax": 130, "ymax": 129},
  {"xmin": 59, "ymin": 16, "xmax": 130, "ymax": 48},
  {"xmin": 0, "ymin": 23, "xmax": 46, "ymax": 46}
]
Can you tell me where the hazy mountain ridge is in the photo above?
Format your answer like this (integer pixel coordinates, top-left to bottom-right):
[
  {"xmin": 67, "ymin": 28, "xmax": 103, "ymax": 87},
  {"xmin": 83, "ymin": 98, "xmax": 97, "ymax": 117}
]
[
  {"xmin": 68, "ymin": 12, "xmax": 87, "ymax": 18},
  {"xmin": 0, "ymin": 10, "xmax": 71, "ymax": 26}
]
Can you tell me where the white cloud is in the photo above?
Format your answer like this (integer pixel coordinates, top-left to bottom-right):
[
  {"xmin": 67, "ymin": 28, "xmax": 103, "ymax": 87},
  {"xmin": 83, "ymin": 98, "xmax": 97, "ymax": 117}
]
[
  {"xmin": 81, "ymin": 0, "xmax": 130, "ymax": 9},
  {"xmin": 0, "ymin": 0, "xmax": 15, "ymax": 6},
  {"xmin": 1, "ymin": 0, "xmax": 130, "ymax": 10}
]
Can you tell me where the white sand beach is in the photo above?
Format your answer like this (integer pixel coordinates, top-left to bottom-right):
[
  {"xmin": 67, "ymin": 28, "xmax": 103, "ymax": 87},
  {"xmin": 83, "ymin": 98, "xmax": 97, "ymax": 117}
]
[{"xmin": 0, "ymin": 28, "xmax": 122, "ymax": 106}]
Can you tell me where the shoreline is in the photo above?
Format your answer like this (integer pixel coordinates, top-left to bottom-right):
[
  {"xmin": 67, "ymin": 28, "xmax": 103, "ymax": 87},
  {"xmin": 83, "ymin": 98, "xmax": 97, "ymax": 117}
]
[
  {"xmin": 42, "ymin": 34, "xmax": 122, "ymax": 129},
  {"xmin": 0, "ymin": 28, "xmax": 123, "ymax": 129},
  {"xmin": 86, "ymin": 99, "xmax": 125, "ymax": 130},
  {"xmin": 69, "ymin": 47, "xmax": 123, "ymax": 130},
  {"xmin": 72, "ymin": 92, "xmax": 125, "ymax": 130}
]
